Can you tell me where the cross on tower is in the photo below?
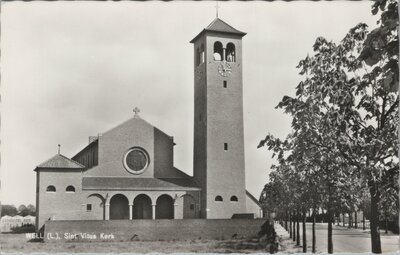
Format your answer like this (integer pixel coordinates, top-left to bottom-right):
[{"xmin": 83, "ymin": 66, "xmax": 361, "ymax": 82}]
[
  {"xmin": 215, "ymin": 1, "xmax": 220, "ymax": 18},
  {"xmin": 133, "ymin": 107, "xmax": 141, "ymax": 117}
]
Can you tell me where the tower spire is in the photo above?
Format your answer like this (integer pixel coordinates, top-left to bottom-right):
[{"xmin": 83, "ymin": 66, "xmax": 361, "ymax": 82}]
[{"xmin": 58, "ymin": 144, "xmax": 61, "ymax": 154}]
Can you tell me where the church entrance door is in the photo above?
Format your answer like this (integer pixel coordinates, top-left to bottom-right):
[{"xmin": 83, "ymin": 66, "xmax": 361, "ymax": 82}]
[
  {"xmin": 156, "ymin": 194, "xmax": 174, "ymax": 219},
  {"xmin": 182, "ymin": 194, "xmax": 197, "ymax": 219},
  {"xmin": 133, "ymin": 194, "xmax": 152, "ymax": 219},
  {"xmin": 110, "ymin": 194, "xmax": 129, "ymax": 220}
]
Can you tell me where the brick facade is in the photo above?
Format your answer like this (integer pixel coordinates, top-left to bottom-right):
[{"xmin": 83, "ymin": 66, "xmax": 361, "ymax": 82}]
[
  {"xmin": 192, "ymin": 19, "xmax": 248, "ymax": 218},
  {"xmin": 35, "ymin": 18, "xmax": 262, "ymax": 231}
]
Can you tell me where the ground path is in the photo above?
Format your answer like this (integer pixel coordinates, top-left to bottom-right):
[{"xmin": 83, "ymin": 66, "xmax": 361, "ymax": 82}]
[{"xmin": 276, "ymin": 222, "xmax": 399, "ymax": 253}]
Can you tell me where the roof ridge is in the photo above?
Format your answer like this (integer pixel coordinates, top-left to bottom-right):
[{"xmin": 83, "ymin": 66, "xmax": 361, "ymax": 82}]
[
  {"xmin": 208, "ymin": 18, "xmax": 241, "ymax": 33},
  {"xmin": 58, "ymin": 154, "xmax": 85, "ymax": 168},
  {"xmin": 102, "ymin": 116, "xmax": 156, "ymax": 137},
  {"xmin": 36, "ymin": 153, "xmax": 85, "ymax": 169},
  {"xmin": 191, "ymin": 17, "xmax": 246, "ymax": 43},
  {"xmin": 246, "ymin": 190, "xmax": 262, "ymax": 207},
  {"xmin": 206, "ymin": 17, "xmax": 219, "ymax": 29}
]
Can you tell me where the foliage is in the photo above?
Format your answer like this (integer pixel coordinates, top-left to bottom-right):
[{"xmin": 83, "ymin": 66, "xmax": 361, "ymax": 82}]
[
  {"xmin": 259, "ymin": 1, "xmax": 398, "ymax": 253},
  {"xmin": 27, "ymin": 204, "xmax": 36, "ymax": 216},
  {"xmin": 11, "ymin": 224, "xmax": 36, "ymax": 233},
  {"xmin": 1, "ymin": 204, "xmax": 36, "ymax": 217},
  {"xmin": 1, "ymin": 205, "xmax": 18, "ymax": 217}
]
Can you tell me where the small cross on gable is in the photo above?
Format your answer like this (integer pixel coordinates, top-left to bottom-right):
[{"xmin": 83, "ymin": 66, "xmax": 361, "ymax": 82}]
[
  {"xmin": 133, "ymin": 107, "xmax": 141, "ymax": 118},
  {"xmin": 215, "ymin": 1, "xmax": 220, "ymax": 18}
]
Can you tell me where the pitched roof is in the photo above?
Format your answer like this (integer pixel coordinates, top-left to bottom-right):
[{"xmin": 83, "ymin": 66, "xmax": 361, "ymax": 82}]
[
  {"xmin": 190, "ymin": 18, "xmax": 246, "ymax": 43},
  {"xmin": 246, "ymin": 190, "xmax": 262, "ymax": 207},
  {"xmin": 35, "ymin": 154, "xmax": 85, "ymax": 170},
  {"xmin": 206, "ymin": 18, "xmax": 246, "ymax": 34},
  {"xmin": 82, "ymin": 177, "xmax": 201, "ymax": 191}
]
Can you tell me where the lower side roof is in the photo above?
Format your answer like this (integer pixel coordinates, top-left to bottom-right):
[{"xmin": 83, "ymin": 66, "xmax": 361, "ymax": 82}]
[{"xmin": 82, "ymin": 177, "xmax": 201, "ymax": 191}]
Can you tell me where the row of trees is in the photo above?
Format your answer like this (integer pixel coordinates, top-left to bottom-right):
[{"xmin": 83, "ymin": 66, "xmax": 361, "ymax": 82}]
[
  {"xmin": 259, "ymin": 1, "xmax": 398, "ymax": 254},
  {"xmin": 1, "ymin": 204, "xmax": 36, "ymax": 217}
]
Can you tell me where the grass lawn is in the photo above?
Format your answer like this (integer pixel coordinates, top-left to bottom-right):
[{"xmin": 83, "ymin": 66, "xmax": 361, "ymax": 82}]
[{"xmin": 0, "ymin": 233, "xmax": 273, "ymax": 253}]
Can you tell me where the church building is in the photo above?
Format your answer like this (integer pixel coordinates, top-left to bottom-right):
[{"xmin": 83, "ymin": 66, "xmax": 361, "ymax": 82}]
[{"xmin": 35, "ymin": 18, "xmax": 263, "ymax": 230}]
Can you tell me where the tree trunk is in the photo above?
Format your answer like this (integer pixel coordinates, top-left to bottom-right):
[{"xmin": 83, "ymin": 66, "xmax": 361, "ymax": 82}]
[
  {"xmin": 370, "ymin": 186, "xmax": 382, "ymax": 253},
  {"xmin": 355, "ymin": 211, "xmax": 358, "ymax": 229},
  {"xmin": 385, "ymin": 218, "xmax": 388, "ymax": 234},
  {"xmin": 327, "ymin": 207, "xmax": 333, "ymax": 254},
  {"xmin": 293, "ymin": 211, "xmax": 296, "ymax": 242},
  {"xmin": 348, "ymin": 212, "xmax": 352, "ymax": 228},
  {"xmin": 289, "ymin": 212, "xmax": 292, "ymax": 238},
  {"xmin": 351, "ymin": 212, "xmax": 354, "ymax": 227},
  {"xmin": 302, "ymin": 212, "xmax": 307, "ymax": 253},
  {"xmin": 363, "ymin": 211, "xmax": 366, "ymax": 230},
  {"xmin": 342, "ymin": 213, "xmax": 345, "ymax": 227},
  {"xmin": 285, "ymin": 212, "xmax": 288, "ymax": 231},
  {"xmin": 312, "ymin": 211, "xmax": 316, "ymax": 253},
  {"xmin": 296, "ymin": 211, "xmax": 300, "ymax": 246}
]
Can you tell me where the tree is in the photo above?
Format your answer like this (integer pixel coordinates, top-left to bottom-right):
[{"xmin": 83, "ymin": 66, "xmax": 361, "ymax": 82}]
[
  {"xmin": 27, "ymin": 204, "xmax": 36, "ymax": 216},
  {"xmin": 1, "ymin": 204, "xmax": 18, "ymax": 216},
  {"xmin": 18, "ymin": 205, "xmax": 31, "ymax": 216},
  {"xmin": 259, "ymin": 1, "xmax": 398, "ymax": 253},
  {"xmin": 260, "ymin": 84, "xmax": 362, "ymax": 253}
]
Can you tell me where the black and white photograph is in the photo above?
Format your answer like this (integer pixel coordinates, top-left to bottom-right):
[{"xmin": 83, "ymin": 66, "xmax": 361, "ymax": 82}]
[{"xmin": 0, "ymin": 0, "xmax": 398, "ymax": 254}]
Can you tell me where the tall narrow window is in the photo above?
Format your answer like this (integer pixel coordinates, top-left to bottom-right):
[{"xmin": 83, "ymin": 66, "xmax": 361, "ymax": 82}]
[
  {"xmin": 224, "ymin": 143, "xmax": 228, "ymax": 151},
  {"xmin": 223, "ymin": 81, "xmax": 227, "ymax": 88},
  {"xmin": 226, "ymin": 43, "xmax": 236, "ymax": 62},
  {"xmin": 213, "ymin": 41, "xmax": 223, "ymax": 61},
  {"xmin": 200, "ymin": 44, "xmax": 205, "ymax": 63}
]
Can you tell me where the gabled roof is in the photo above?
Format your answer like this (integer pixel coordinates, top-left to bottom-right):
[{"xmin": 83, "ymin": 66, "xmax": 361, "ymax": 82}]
[
  {"xmin": 102, "ymin": 115, "xmax": 173, "ymax": 140},
  {"xmin": 190, "ymin": 18, "xmax": 246, "ymax": 43},
  {"xmin": 35, "ymin": 154, "xmax": 85, "ymax": 170}
]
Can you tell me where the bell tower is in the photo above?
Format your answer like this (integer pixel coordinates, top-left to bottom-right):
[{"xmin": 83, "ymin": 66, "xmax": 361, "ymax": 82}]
[{"xmin": 191, "ymin": 18, "xmax": 247, "ymax": 218}]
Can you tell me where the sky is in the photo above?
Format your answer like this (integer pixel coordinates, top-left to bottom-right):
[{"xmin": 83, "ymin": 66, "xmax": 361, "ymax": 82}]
[{"xmin": 1, "ymin": 1, "xmax": 378, "ymax": 206}]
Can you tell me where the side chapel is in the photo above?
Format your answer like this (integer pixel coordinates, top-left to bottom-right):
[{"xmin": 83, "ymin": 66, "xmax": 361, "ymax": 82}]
[{"xmin": 35, "ymin": 18, "xmax": 263, "ymax": 230}]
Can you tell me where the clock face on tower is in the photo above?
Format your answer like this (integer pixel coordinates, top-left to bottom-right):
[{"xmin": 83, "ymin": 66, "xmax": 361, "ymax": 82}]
[{"xmin": 218, "ymin": 62, "xmax": 232, "ymax": 77}]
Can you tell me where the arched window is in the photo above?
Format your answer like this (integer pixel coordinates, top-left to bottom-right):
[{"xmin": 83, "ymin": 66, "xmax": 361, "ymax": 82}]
[
  {"xmin": 66, "ymin": 185, "xmax": 75, "ymax": 193},
  {"xmin": 226, "ymin": 43, "xmax": 236, "ymax": 62},
  {"xmin": 230, "ymin": 196, "xmax": 238, "ymax": 202},
  {"xmin": 213, "ymin": 41, "xmax": 223, "ymax": 61},
  {"xmin": 215, "ymin": 195, "xmax": 223, "ymax": 202},
  {"xmin": 200, "ymin": 44, "xmax": 205, "ymax": 64},
  {"xmin": 46, "ymin": 185, "xmax": 56, "ymax": 192}
]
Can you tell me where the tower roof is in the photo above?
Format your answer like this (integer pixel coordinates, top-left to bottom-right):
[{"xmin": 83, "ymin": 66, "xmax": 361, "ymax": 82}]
[
  {"xmin": 190, "ymin": 18, "xmax": 246, "ymax": 43},
  {"xmin": 35, "ymin": 154, "xmax": 85, "ymax": 170}
]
